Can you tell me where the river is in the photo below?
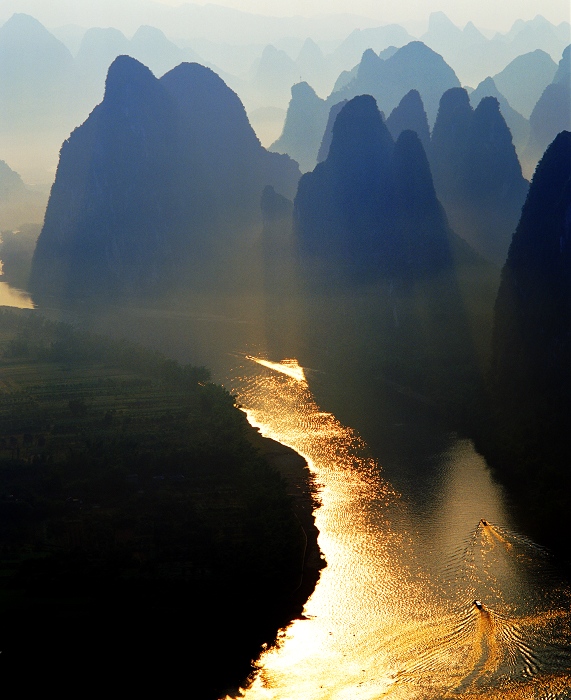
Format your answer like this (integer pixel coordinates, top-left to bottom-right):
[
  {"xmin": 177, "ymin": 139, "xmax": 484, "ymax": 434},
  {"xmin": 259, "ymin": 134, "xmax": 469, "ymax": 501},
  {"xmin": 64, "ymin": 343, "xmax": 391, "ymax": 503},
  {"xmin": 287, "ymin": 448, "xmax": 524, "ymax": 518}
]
[
  {"xmin": 220, "ymin": 354, "xmax": 571, "ymax": 699},
  {"xmin": 0, "ymin": 281, "xmax": 34, "ymax": 308},
  {"xmin": 2, "ymin": 285, "xmax": 570, "ymax": 697}
]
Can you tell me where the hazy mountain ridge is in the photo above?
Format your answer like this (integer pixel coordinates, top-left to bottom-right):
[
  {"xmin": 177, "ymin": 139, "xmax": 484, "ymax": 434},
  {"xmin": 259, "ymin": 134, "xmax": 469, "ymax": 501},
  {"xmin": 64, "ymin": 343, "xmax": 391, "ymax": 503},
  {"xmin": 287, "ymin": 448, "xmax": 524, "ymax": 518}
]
[
  {"xmin": 491, "ymin": 49, "xmax": 557, "ymax": 118},
  {"xmin": 385, "ymin": 89, "xmax": 431, "ymax": 150},
  {"xmin": 270, "ymin": 41, "xmax": 460, "ymax": 173},
  {"xmin": 429, "ymin": 89, "xmax": 529, "ymax": 266},
  {"xmin": 468, "ymin": 77, "xmax": 529, "ymax": 156},
  {"xmin": 269, "ymin": 82, "xmax": 329, "ymax": 173},
  {"xmin": 330, "ymin": 41, "xmax": 461, "ymax": 127},
  {"xmin": 523, "ymin": 45, "xmax": 571, "ymax": 174},
  {"xmin": 0, "ymin": 159, "xmax": 47, "ymax": 229},
  {"xmin": 0, "ymin": 13, "xmax": 81, "ymax": 183},
  {"xmin": 0, "ymin": 10, "xmax": 568, "ymax": 184},
  {"xmin": 420, "ymin": 11, "xmax": 569, "ymax": 86}
]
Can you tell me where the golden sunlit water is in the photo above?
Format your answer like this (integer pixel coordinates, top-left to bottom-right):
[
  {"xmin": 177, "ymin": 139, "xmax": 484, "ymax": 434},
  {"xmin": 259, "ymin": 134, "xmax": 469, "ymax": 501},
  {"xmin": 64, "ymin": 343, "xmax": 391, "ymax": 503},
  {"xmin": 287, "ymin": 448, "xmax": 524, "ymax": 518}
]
[
  {"xmin": 0, "ymin": 281, "xmax": 34, "ymax": 308},
  {"xmin": 223, "ymin": 355, "xmax": 571, "ymax": 700}
]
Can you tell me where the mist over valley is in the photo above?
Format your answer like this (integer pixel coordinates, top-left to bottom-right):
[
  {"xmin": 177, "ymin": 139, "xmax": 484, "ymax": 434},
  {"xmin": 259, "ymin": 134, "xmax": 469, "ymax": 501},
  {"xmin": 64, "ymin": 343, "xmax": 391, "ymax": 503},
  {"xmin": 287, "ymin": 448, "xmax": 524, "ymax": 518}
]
[{"xmin": 0, "ymin": 2, "xmax": 570, "ymax": 695}]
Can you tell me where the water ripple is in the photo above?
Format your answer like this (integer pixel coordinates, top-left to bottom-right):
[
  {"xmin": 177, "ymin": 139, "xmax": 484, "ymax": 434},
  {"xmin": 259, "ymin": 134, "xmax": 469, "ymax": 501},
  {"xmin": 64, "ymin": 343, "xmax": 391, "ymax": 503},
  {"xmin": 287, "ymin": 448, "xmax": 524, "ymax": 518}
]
[{"xmin": 222, "ymin": 356, "xmax": 571, "ymax": 700}]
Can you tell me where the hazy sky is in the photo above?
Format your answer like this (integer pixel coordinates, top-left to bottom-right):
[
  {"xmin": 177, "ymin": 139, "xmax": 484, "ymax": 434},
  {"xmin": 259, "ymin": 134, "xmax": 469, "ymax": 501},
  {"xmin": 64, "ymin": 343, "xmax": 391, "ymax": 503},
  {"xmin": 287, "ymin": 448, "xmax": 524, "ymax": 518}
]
[
  {"xmin": 2, "ymin": 0, "xmax": 569, "ymax": 33},
  {"xmin": 153, "ymin": 0, "xmax": 569, "ymax": 31}
]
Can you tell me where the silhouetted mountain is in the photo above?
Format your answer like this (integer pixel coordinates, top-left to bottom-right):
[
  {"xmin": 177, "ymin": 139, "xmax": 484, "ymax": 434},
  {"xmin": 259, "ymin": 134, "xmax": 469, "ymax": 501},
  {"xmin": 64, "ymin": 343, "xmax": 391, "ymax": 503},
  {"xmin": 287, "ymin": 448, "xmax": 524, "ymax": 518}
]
[
  {"xmin": 464, "ymin": 97, "xmax": 528, "ymax": 217},
  {"xmin": 295, "ymin": 94, "xmax": 481, "ymax": 279},
  {"xmin": 463, "ymin": 21, "xmax": 488, "ymax": 44},
  {"xmin": 294, "ymin": 94, "xmax": 493, "ymax": 417},
  {"xmin": 356, "ymin": 47, "xmax": 384, "ymax": 84},
  {"xmin": 383, "ymin": 129, "xmax": 458, "ymax": 278},
  {"xmin": 553, "ymin": 44, "xmax": 571, "ymax": 83},
  {"xmin": 331, "ymin": 64, "xmax": 359, "ymax": 93},
  {"xmin": 492, "ymin": 49, "xmax": 557, "ymax": 118},
  {"xmin": 74, "ymin": 27, "xmax": 131, "ymax": 113},
  {"xmin": 29, "ymin": 57, "xmax": 300, "ymax": 304},
  {"xmin": 300, "ymin": 43, "xmax": 400, "ymax": 100},
  {"xmin": 489, "ymin": 130, "xmax": 571, "ymax": 546},
  {"xmin": 429, "ymin": 90, "xmax": 528, "ymax": 265},
  {"xmin": 386, "ymin": 89, "xmax": 430, "ymax": 150},
  {"xmin": 270, "ymin": 82, "xmax": 328, "ymax": 172},
  {"xmin": 0, "ymin": 13, "xmax": 75, "ymax": 125},
  {"xmin": 76, "ymin": 26, "xmax": 130, "ymax": 75},
  {"xmin": 296, "ymin": 38, "xmax": 324, "ymax": 71},
  {"xmin": 331, "ymin": 41, "xmax": 461, "ymax": 125},
  {"xmin": 418, "ymin": 13, "xmax": 569, "ymax": 90},
  {"xmin": 429, "ymin": 87, "xmax": 474, "ymax": 202},
  {"xmin": 261, "ymin": 185, "xmax": 295, "ymax": 280},
  {"xmin": 523, "ymin": 46, "xmax": 571, "ymax": 174},
  {"xmin": 316, "ymin": 100, "xmax": 348, "ymax": 163},
  {"xmin": 261, "ymin": 184, "xmax": 295, "ymax": 266},
  {"xmin": 74, "ymin": 25, "xmax": 203, "ymax": 122},
  {"xmin": 261, "ymin": 184, "xmax": 294, "ymax": 224},
  {"xmin": 271, "ymin": 42, "xmax": 446, "ymax": 176},
  {"xmin": 378, "ymin": 46, "xmax": 400, "ymax": 60},
  {"xmin": 492, "ymin": 130, "xmax": 571, "ymax": 402},
  {"xmin": 469, "ymin": 77, "xmax": 529, "ymax": 154},
  {"xmin": 294, "ymin": 95, "xmax": 394, "ymax": 272}
]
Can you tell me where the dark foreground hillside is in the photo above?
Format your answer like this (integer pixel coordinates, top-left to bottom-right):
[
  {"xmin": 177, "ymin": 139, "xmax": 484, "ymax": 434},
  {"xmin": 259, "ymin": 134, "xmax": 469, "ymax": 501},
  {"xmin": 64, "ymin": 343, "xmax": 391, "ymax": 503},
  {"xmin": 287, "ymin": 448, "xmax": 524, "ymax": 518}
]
[
  {"xmin": 483, "ymin": 131, "xmax": 571, "ymax": 567},
  {"xmin": 0, "ymin": 308, "xmax": 322, "ymax": 695}
]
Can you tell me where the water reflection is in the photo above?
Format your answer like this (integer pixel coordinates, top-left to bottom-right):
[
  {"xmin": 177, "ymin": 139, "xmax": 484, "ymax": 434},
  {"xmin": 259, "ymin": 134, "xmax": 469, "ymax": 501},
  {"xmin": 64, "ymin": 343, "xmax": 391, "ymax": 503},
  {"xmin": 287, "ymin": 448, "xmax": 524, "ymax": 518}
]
[
  {"xmin": 0, "ymin": 281, "xmax": 34, "ymax": 308},
  {"xmin": 223, "ymin": 356, "xmax": 571, "ymax": 699}
]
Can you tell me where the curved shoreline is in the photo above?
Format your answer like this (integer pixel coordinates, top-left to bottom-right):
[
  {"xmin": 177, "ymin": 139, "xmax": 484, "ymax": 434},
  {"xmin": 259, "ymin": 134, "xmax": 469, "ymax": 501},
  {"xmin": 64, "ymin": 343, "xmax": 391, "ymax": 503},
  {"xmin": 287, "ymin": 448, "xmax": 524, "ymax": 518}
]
[{"xmin": 247, "ymin": 427, "xmax": 325, "ymax": 618}]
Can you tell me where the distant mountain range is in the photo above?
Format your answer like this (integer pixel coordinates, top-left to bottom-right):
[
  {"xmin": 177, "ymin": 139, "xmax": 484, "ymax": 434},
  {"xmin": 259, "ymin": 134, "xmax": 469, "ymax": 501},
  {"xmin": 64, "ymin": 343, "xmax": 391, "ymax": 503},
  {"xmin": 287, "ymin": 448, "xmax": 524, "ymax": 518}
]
[
  {"xmin": 419, "ymin": 12, "xmax": 568, "ymax": 87},
  {"xmin": 271, "ymin": 41, "xmax": 461, "ymax": 173},
  {"xmin": 0, "ymin": 10, "xmax": 568, "ymax": 185},
  {"xmin": 524, "ymin": 45, "xmax": 571, "ymax": 172}
]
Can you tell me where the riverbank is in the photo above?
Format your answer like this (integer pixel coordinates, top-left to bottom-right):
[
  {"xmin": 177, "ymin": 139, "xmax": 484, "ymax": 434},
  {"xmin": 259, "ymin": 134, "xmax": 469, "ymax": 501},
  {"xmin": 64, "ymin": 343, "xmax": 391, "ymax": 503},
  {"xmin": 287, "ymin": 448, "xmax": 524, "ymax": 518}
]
[
  {"xmin": 247, "ymin": 428, "xmax": 325, "ymax": 620},
  {"xmin": 0, "ymin": 308, "xmax": 323, "ymax": 697}
]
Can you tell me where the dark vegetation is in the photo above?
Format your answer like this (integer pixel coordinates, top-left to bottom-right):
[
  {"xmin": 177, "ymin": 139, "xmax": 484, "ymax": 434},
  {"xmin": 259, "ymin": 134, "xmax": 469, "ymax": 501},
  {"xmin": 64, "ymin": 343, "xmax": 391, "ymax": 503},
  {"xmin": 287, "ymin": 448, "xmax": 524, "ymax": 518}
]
[{"xmin": 0, "ymin": 307, "xmax": 321, "ymax": 695}]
